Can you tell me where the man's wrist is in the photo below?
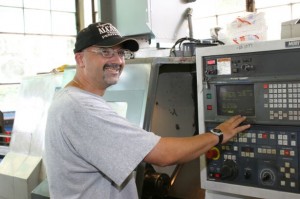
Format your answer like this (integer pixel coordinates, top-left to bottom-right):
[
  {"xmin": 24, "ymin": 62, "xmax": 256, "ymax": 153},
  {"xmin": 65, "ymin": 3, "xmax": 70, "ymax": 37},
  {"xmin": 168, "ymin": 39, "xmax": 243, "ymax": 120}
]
[{"xmin": 209, "ymin": 128, "xmax": 224, "ymax": 145}]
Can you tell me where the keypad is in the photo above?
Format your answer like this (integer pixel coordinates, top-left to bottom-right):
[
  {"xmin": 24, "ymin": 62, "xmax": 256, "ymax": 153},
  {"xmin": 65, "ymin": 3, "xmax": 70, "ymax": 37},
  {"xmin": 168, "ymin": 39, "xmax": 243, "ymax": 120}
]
[
  {"xmin": 264, "ymin": 83, "xmax": 300, "ymax": 121},
  {"xmin": 279, "ymin": 161, "xmax": 297, "ymax": 189}
]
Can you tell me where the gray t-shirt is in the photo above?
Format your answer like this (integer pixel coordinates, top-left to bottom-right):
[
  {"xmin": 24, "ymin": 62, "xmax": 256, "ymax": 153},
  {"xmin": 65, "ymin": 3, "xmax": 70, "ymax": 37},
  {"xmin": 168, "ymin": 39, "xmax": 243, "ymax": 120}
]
[{"xmin": 45, "ymin": 87, "xmax": 160, "ymax": 199}]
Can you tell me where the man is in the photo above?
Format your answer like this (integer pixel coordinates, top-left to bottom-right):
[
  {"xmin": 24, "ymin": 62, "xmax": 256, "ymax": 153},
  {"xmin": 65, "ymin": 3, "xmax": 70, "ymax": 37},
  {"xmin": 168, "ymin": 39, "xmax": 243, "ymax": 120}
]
[{"xmin": 44, "ymin": 22, "xmax": 250, "ymax": 199}]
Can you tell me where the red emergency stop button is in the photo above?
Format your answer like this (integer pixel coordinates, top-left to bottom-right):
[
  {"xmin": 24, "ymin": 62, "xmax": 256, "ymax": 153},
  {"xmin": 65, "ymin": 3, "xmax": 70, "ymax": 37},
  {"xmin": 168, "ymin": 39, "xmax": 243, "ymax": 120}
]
[
  {"xmin": 214, "ymin": 173, "xmax": 221, "ymax": 178},
  {"xmin": 206, "ymin": 147, "xmax": 220, "ymax": 160}
]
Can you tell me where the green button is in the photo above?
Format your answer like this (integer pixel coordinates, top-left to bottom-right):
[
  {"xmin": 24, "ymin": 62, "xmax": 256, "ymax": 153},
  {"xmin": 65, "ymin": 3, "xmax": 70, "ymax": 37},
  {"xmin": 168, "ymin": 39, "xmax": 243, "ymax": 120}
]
[{"xmin": 207, "ymin": 93, "xmax": 212, "ymax": 99}]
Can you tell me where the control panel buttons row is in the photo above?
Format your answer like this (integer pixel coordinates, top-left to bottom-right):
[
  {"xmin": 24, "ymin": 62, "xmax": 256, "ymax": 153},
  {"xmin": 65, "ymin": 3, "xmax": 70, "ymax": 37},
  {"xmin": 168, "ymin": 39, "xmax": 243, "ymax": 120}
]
[
  {"xmin": 267, "ymin": 83, "xmax": 300, "ymax": 89},
  {"xmin": 230, "ymin": 131, "xmax": 297, "ymax": 147}
]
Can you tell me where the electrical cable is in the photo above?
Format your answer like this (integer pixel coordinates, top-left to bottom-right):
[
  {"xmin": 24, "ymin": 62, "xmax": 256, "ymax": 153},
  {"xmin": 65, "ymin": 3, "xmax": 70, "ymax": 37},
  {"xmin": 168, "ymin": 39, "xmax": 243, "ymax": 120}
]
[{"xmin": 169, "ymin": 37, "xmax": 225, "ymax": 57}]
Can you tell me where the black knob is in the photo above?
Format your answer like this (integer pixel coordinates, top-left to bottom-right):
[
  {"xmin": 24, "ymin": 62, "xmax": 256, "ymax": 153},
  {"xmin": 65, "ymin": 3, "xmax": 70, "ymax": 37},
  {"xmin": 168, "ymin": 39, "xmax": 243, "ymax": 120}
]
[
  {"xmin": 260, "ymin": 169, "xmax": 275, "ymax": 186},
  {"xmin": 244, "ymin": 169, "xmax": 252, "ymax": 179},
  {"xmin": 221, "ymin": 159, "xmax": 238, "ymax": 180},
  {"xmin": 262, "ymin": 172, "xmax": 271, "ymax": 181},
  {"xmin": 241, "ymin": 64, "xmax": 254, "ymax": 71}
]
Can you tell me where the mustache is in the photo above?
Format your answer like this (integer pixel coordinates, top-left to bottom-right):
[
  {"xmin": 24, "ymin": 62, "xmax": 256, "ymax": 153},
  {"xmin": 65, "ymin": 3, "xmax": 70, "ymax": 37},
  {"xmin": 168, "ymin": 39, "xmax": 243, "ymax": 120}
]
[{"xmin": 103, "ymin": 64, "xmax": 121, "ymax": 71}]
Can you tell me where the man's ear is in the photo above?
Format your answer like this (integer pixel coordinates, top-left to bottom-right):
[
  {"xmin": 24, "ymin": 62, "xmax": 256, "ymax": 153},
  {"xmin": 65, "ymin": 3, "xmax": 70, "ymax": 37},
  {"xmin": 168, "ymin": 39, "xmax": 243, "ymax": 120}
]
[{"xmin": 75, "ymin": 53, "xmax": 85, "ymax": 68}]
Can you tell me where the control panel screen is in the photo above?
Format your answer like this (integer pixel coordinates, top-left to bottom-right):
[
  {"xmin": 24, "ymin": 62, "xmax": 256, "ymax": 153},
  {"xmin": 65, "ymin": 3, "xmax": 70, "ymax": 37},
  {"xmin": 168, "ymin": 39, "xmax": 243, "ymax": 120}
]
[{"xmin": 216, "ymin": 84, "xmax": 255, "ymax": 116}]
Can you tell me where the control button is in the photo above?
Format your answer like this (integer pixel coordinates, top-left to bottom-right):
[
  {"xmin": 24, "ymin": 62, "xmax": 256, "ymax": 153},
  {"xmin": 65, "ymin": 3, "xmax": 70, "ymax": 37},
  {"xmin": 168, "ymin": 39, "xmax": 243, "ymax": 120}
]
[
  {"xmin": 232, "ymin": 68, "xmax": 238, "ymax": 73},
  {"xmin": 290, "ymin": 182, "xmax": 296, "ymax": 188},
  {"xmin": 258, "ymin": 148, "xmax": 262, "ymax": 153},
  {"xmin": 291, "ymin": 140, "xmax": 296, "ymax": 146},
  {"xmin": 207, "ymin": 105, "xmax": 212, "ymax": 110},
  {"xmin": 284, "ymin": 150, "xmax": 290, "ymax": 156},
  {"xmin": 291, "ymin": 134, "xmax": 296, "ymax": 140},
  {"xmin": 282, "ymin": 84, "xmax": 287, "ymax": 88},
  {"xmin": 285, "ymin": 162, "xmax": 290, "ymax": 167},
  {"xmin": 206, "ymin": 147, "xmax": 220, "ymax": 160},
  {"xmin": 206, "ymin": 59, "xmax": 216, "ymax": 65},
  {"xmin": 214, "ymin": 173, "xmax": 221, "ymax": 178},
  {"xmin": 283, "ymin": 113, "xmax": 288, "ymax": 117},
  {"xmin": 262, "ymin": 133, "xmax": 268, "ymax": 139},
  {"xmin": 206, "ymin": 93, "xmax": 212, "ymax": 99},
  {"xmin": 290, "ymin": 168, "xmax": 295, "ymax": 174}
]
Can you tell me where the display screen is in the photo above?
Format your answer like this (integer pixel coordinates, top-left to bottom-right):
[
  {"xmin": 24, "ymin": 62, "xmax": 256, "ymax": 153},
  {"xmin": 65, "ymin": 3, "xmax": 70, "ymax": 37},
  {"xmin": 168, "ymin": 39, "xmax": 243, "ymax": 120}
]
[{"xmin": 216, "ymin": 84, "xmax": 255, "ymax": 116}]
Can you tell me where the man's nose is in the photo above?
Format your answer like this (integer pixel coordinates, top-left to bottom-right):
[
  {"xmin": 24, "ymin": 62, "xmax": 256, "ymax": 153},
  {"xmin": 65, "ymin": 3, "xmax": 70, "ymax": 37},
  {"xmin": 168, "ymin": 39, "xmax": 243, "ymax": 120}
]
[{"xmin": 110, "ymin": 52, "xmax": 124, "ymax": 64}]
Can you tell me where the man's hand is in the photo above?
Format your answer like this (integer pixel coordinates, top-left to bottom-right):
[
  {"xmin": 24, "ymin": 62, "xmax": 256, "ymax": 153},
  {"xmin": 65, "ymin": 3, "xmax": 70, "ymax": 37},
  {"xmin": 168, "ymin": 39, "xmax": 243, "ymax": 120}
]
[{"xmin": 215, "ymin": 115, "xmax": 250, "ymax": 144}]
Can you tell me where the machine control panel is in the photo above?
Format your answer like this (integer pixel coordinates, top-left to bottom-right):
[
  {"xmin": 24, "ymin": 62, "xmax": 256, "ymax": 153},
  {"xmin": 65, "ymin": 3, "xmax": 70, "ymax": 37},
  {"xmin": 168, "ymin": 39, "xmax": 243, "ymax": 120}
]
[
  {"xmin": 197, "ymin": 40, "xmax": 300, "ymax": 197},
  {"xmin": 206, "ymin": 124, "xmax": 299, "ymax": 193}
]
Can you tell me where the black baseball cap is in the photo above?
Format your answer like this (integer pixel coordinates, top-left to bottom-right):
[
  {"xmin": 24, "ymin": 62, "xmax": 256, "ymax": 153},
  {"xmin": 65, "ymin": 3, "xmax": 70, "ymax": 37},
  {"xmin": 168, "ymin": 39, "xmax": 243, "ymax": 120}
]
[{"xmin": 74, "ymin": 22, "xmax": 139, "ymax": 53}]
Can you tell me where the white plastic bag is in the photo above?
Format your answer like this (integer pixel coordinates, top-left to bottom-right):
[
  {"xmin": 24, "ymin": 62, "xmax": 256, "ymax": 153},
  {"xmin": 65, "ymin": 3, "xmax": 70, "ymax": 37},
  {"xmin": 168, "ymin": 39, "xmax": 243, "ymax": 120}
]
[{"xmin": 226, "ymin": 12, "xmax": 268, "ymax": 44}]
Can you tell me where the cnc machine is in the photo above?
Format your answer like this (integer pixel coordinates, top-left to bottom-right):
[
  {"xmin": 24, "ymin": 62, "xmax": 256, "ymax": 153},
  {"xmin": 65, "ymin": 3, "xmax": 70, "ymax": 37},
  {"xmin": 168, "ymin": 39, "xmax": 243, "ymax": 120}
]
[{"xmin": 197, "ymin": 38, "xmax": 300, "ymax": 199}]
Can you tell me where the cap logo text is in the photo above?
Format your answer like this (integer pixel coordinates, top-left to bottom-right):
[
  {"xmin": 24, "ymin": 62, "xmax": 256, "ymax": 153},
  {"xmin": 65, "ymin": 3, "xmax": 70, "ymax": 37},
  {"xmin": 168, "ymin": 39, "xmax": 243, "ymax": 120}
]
[{"xmin": 97, "ymin": 23, "xmax": 120, "ymax": 39}]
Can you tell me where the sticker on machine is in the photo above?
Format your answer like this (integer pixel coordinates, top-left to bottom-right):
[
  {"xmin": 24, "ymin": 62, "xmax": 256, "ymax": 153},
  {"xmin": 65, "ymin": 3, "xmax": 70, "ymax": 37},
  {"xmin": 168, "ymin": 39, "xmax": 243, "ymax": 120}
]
[{"xmin": 217, "ymin": 58, "xmax": 231, "ymax": 75}]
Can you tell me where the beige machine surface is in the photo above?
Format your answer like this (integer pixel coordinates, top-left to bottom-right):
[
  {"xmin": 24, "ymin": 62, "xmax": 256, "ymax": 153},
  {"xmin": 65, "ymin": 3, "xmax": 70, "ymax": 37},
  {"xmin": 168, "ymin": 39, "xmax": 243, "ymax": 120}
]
[
  {"xmin": 0, "ymin": 73, "xmax": 63, "ymax": 199},
  {"xmin": 0, "ymin": 153, "xmax": 41, "ymax": 199}
]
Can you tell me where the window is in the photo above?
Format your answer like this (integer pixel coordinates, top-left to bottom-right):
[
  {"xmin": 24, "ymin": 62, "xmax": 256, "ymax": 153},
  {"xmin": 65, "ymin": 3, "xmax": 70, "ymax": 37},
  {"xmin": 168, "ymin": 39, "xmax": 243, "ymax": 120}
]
[
  {"xmin": 0, "ymin": 0, "xmax": 77, "ymax": 112},
  {"xmin": 0, "ymin": 0, "xmax": 77, "ymax": 84}
]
